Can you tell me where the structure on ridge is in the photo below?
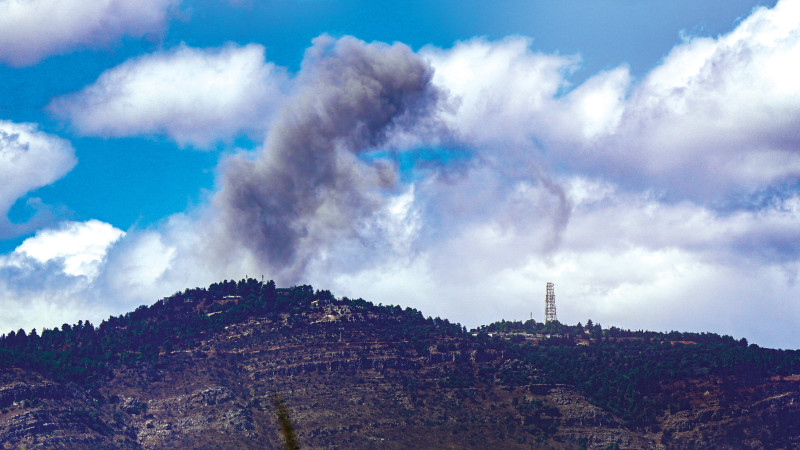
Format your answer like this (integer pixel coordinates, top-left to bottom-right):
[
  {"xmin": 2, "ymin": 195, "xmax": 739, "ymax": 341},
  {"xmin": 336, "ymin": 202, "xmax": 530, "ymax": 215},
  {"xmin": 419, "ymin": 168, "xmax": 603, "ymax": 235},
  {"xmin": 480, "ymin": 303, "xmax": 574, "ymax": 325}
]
[{"xmin": 545, "ymin": 282, "xmax": 557, "ymax": 323}]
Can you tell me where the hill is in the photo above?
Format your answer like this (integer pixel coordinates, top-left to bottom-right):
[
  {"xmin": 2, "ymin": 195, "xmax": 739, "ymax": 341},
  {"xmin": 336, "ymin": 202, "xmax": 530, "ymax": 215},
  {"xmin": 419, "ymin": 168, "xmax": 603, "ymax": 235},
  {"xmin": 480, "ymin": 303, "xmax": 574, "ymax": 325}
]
[{"xmin": 1, "ymin": 278, "xmax": 799, "ymax": 448}]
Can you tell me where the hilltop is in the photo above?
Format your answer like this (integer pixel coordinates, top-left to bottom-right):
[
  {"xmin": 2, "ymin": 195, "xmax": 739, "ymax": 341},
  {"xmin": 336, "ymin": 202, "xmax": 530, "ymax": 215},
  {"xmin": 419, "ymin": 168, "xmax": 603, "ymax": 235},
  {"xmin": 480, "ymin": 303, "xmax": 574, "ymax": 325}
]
[{"xmin": 1, "ymin": 278, "xmax": 799, "ymax": 448}]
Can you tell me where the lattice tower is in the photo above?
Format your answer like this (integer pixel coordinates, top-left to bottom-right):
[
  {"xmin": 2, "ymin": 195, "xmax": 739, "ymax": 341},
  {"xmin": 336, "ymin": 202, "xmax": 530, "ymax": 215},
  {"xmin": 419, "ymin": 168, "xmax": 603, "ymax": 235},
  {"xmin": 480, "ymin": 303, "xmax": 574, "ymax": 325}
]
[{"xmin": 545, "ymin": 282, "xmax": 557, "ymax": 323}]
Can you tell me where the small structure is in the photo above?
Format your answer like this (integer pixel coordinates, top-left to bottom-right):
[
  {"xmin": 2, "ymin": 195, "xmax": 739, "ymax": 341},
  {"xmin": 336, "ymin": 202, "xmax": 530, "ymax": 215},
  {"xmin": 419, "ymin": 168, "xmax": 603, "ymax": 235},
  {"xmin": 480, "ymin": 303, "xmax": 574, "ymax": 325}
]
[{"xmin": 545, "ymin": 282, "xmax": 557, "ymax": 323}]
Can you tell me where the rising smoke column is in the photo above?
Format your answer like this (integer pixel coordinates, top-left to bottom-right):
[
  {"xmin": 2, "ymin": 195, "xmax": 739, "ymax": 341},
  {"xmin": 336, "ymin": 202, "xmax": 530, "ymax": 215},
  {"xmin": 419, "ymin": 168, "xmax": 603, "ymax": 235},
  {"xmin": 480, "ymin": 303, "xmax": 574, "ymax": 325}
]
[{"xmin": 214, "ymin": 35, "xmax": 442, "ymax": 280}]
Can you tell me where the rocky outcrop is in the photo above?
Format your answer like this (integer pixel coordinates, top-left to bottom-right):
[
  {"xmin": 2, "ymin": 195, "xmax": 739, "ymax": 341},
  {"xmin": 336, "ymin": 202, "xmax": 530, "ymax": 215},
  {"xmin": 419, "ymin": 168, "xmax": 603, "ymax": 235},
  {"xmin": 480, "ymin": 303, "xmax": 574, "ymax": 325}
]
[
  {"xmin": 133, "ymin": 386, "xmax": 257, "ymax": 448},
  {"xmin": 0, "ymin": 382, "xmax": 67, "ymax": 409},
  {"xmin": 549, "ymin": 387, "xmax": 621, "ymax": 428}
]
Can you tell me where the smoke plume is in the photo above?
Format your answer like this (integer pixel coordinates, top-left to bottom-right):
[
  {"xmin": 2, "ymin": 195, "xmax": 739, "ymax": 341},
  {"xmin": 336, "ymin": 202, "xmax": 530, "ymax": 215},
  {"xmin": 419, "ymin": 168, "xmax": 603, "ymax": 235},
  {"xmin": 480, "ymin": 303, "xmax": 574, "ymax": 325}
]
[{"xmin": 214, "ymin": 35, "xmax": 442, "ymax": 280}]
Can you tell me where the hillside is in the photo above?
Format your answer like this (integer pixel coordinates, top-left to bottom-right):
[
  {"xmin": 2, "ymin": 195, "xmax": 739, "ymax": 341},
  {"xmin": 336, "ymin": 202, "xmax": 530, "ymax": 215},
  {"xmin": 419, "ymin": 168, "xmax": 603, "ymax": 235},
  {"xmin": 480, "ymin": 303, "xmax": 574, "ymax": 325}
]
[{"xmin": 1, "ymin": 278, "xmax": 800, "ymax": 448}]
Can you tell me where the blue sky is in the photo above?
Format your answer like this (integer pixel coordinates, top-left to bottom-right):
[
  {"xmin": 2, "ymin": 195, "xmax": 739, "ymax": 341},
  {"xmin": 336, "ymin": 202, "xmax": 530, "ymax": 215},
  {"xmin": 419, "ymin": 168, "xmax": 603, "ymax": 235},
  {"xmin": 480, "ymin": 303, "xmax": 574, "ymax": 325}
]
[{"xmin": 2, "ymin": 0, "xmax": 799, "ymax": 348}]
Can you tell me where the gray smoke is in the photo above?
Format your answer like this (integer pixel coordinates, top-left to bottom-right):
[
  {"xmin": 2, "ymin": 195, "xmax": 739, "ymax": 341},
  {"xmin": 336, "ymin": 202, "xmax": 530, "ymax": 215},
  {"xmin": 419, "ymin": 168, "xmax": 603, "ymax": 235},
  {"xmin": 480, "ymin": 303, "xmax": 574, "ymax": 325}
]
[{"xmin": 214, "ymin": 35, "xmax": 442, "ymax": 280}]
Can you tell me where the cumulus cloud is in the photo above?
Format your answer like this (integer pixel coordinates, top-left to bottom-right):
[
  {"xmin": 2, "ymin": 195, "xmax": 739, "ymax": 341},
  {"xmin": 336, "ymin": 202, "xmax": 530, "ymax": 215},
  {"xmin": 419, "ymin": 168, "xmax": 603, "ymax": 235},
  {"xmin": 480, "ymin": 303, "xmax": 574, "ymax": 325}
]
[
  {"xmin": 10, "ymin": 219, "xmax": 124, "ymax": 279},
  {"xmin": 0, "ymin": 220, "xmax": 124, "ymax": 333},
  {"xmin": 292, "ymin": 12, "xmax": 800, "ymax": 347},
  {"xmin": 0, "ymin": 121, "xmax": 76, "ymax": 238},
  {"xmin": 600, "ymin": 0, "xmax": 800, "ymax": 195},
  {"xmin": 98, "ymin": 212, "xmax": 261, "ymax": 303},
  {"xmin": 50, "ymin": 43, "xmax": 289, "ymax": 148},
  {"xmin": 423, "ymin": 0, "xmax": 800, "ymax": 199},
  {"xmin": 0, "ymin": 0, "xmax": 180, "ymax": 66},
  {"xmin": 422, "ymin": 36, "xmax": 579, "ymax": 147},
  {"xmin": 324, "ymin": 175, "xmax": 800, "ymax": 349}
]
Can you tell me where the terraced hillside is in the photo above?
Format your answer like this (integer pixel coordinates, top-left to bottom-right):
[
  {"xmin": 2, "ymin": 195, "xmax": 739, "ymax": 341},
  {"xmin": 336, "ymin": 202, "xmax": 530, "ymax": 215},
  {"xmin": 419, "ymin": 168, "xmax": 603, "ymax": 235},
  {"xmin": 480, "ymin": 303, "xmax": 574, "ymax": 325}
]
[{"xmin": 1, "ymin": 279, "xmax": 799, "ymax": 448}]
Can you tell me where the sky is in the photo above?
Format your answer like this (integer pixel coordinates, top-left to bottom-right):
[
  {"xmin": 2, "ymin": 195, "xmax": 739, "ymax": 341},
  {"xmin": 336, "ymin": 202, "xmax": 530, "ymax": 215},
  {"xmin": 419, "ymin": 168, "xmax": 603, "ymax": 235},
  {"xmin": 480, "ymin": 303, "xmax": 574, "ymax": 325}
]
[{"xmin": 1, "ymin": 0, "xmax": 799, "ymax": 348}]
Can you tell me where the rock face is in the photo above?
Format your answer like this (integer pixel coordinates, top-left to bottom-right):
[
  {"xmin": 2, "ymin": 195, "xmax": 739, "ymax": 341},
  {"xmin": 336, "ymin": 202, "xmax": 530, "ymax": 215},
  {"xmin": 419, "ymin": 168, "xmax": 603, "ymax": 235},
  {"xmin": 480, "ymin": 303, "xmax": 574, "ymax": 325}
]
[
  {"xmin": 0, "ymin": 371, "xmax": 135, "ymax": 448},
  {"xmin": 1, "ymin": 298, "xmax": 800, "ymax": 448},
  {"xmin": 657, "ymin": 378, "xmax": 800, "ymax": 449}
]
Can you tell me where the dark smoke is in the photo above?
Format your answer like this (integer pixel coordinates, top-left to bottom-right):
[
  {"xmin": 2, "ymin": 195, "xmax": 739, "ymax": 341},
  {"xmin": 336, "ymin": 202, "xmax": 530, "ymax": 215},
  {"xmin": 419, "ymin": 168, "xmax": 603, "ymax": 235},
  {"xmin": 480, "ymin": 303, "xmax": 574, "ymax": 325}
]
[{"xmin": 214, "ymin": 35, "xmax": 442, "ymax": 280}]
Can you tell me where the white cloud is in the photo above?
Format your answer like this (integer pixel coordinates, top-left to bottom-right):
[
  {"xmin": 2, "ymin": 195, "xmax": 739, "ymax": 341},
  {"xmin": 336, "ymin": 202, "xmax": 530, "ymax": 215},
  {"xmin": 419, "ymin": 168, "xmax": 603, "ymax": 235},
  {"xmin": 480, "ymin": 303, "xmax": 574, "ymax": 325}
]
[
  {"xmin": 424, "ymin": 0, "xmax": 800, "ymax": 199},
  {"xmin": 0, "ymin": 0, "xmax": 180, "ymax": 66},
  {"xmin": 0, "ymin": 287, "xmax": 112, "ymax": 334},
  {"xmin": 0, "ymin": 120, "xmax": 76, "ymax": 237},
  {"xmin": 421, "ymin": 36, "xmax": 632, "ymax": 153},
  {"xmin": 50, "ymin": 43, "xmax": 289, "ymax": 148},
  {"xmin": 11, "ymin": 219, "xmax": 124, "ymax": 279},
  {"xmin": 96, "ymin": 211, "xmax": 262, "ymax": 304},
  {"xmin": 395, "ymin": 3, "xmax": 800, "ymax": 348},
  {"xmin": 0, "ymin": 220, "xmax": 124, "ymax": 333},
  {"xmin": 558, "ymin": 67, "xmax": 630, "ymax": 141},
  {"xmin": 512, "ymin": 248, "xmax": 800, "ymax": 349},
  {"xmin": 322, "ymin": 174, "xmax": 800, "ymax": 349},
  {"xmin": 606, "ymin": 0, "xmax": 800, "ymax": 193},
  {"xmin": 422, "ymin": 36, "xmax": 578, "ymax": 147}
]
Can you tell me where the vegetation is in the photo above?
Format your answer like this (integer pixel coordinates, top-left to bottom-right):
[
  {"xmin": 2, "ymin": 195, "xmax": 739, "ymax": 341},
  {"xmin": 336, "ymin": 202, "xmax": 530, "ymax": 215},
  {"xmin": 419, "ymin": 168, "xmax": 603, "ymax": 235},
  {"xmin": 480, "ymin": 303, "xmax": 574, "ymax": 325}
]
[
  {"xmin": 2, "ymin": 278, "xmax": 800, "ymax": 431},
  {"xmin": 476, "ymin": 319, "xmax": 800, "ymax": 427},
  {"xmin": 0, "ymin": 278, "xmax": 464, "ymax": 383}
]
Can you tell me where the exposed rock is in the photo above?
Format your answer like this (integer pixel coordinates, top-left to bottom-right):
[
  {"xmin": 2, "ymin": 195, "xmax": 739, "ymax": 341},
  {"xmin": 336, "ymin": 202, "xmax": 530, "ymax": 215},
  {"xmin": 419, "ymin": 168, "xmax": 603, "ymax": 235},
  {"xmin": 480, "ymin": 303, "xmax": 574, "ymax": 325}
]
[{"xmin": 1, "ymin": 293, "xmax": 800, "ymax": 449}]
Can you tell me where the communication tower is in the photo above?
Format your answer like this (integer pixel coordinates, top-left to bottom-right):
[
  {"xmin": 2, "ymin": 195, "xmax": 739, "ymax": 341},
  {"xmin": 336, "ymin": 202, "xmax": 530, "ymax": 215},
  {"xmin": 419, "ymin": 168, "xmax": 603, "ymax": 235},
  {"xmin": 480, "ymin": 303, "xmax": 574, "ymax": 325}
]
[{"xmin": 545, "ymin": 282, "xmax": 557, "ymax": 323}]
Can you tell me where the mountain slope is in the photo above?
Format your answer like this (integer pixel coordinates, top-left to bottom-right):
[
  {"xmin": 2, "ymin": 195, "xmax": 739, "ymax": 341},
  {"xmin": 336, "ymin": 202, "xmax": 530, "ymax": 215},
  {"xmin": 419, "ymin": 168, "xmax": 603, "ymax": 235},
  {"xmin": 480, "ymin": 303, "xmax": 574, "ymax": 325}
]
[{"xmin": 1, "ymin": 279, "xmax": 799, "ymax": 448}]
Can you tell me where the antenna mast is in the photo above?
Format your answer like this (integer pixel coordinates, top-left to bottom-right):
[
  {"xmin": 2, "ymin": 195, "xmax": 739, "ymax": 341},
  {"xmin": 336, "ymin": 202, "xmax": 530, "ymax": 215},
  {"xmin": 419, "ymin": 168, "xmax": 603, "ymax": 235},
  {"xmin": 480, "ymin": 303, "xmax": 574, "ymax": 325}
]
[{"xmin": 545, "ymin": 282, "xmax": 557, "ymax": 323}]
